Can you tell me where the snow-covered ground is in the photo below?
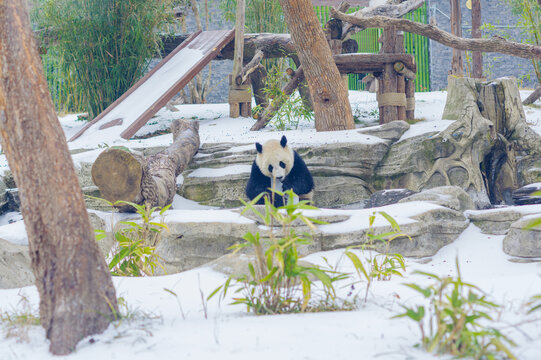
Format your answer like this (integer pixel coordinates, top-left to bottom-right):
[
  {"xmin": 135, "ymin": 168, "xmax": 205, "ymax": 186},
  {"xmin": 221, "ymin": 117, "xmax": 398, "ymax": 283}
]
[{"xmin": 1, "ymin": 90, "xmax": 541, "ymax": 359}]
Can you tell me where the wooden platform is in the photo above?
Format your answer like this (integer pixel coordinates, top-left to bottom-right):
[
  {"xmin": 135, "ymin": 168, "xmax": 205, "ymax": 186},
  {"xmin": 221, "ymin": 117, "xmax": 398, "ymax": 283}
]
[{"xmin": 69, "ymin": 29, "xmax": 235, "ymax": 141}]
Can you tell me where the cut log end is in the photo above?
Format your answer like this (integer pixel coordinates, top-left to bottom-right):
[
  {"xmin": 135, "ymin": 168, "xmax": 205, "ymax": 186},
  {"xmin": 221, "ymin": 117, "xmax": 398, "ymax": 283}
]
[{"xmin": 91, "ymin": 148, "xmax": 143, "ymax": 204}]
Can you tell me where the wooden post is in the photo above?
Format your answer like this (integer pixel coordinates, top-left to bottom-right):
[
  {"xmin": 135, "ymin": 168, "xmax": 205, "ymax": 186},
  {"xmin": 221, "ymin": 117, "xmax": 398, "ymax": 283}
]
[
  {"xmin": 450, "ymin": 0, "xmax": 463, "ymax": 76},
  {"xmin": 395, "ymin": 32, "xmax": 406, "ymax": 121},
  {"xmin": 378, "ymin": 27, "xmax": 400, "ymax": 124},
  {"xmin": 471, "ymin": 0, "xmax": 483, "ymax": 78},
  {"xmin": 229, "ymin": 0, "xmax": 251, "ymax": 118}
]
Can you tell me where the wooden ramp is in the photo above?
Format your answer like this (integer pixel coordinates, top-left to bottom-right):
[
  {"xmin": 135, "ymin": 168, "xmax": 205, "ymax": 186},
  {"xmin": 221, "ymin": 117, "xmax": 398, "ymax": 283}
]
[{"xmin": 69, "ymin": 29, "xmax": 235, "ymax": 141}]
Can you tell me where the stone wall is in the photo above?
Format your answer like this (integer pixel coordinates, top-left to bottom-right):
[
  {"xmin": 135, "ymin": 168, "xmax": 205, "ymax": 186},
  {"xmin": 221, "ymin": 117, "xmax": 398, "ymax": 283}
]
[{"xmin": 427, "ymin": 0, "xmax": 537, "ymax": 91}]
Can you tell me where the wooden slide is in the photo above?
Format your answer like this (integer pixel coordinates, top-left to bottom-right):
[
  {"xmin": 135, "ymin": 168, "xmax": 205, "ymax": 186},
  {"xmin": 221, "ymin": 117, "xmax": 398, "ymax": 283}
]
[{"xmin": 69, "ymin": 29, "xmax": 235, "ymax": 142}]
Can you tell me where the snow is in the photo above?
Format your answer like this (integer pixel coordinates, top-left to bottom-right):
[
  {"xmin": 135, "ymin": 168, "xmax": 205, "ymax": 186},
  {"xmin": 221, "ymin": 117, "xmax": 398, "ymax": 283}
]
[
  {"xmin": 2, "ymin": 89, "xmax": 541, "ymax": 359},
  {"xmin": 397, "ymin": 119, "xmax": 455, "ymax": 143},
  {"xmin": 188, "ymin": 165, "xmax": 252, "ymax": 178}
]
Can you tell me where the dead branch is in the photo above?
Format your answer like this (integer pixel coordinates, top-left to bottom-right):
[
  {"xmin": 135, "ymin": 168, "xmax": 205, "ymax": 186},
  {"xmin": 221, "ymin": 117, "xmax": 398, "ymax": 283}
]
[
  {"xmin": 236, "ymin": 49, "xmax": 265, "ymax": 85},
  {"xmin": 523, "ymin": 85, "xmax": 541, "ymax": 105}
]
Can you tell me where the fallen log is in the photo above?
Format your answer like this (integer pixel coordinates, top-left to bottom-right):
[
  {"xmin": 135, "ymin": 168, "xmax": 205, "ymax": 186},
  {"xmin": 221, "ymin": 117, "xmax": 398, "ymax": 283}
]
[
  {"xmin": 91, "ymin": 118, "xmax": 199, "ymax": 212},
  {"xmin": 331, "ymin": 10, "xmax": 541, "ymax": 60},
  {"xmin": 250, "ymin": 66, "xmax": 305, "ymax": 131},
  {"xmin": 523, "ymin": 85, "xmax": 541, "ymax": 105}
]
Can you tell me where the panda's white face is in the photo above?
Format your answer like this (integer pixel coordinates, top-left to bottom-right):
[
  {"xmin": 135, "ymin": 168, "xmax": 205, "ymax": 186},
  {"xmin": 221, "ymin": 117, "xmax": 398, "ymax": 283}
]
[{"xmin": 255, "ymin": 136, "xmax": 294, "ymax": 180}]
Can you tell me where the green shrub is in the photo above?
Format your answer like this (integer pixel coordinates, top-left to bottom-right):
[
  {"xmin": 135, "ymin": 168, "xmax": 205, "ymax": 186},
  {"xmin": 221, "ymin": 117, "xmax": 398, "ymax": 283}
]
[
  {"xmin": 395, "ymin": 258, "xmax": 516, "ymax": 359},
  {"xmin": 92, "ymin": 197, "xmax": 170, "ymax": 277},
  {"xmin": 34, "ymin": 0, "xmax": 175, "ymax": 118},
  {"xmin": 252, "ymin": 65, "xmax": 314, "ymax": 130},
  {"xmin": 210, "ymin": 189, "xmax": 349, "ymax": 314},
  {"xmin": 345, "ymin": 211, "xmax": 409, "ymax": 302}
]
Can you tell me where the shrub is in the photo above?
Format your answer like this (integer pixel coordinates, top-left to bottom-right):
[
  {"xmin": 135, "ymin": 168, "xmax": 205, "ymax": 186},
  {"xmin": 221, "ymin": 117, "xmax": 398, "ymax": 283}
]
[
  {"xmin": 34, "ymin": 0, "xmax": 175, "ymax": 118},
  {"xmin": 92, "ymin": 197, "xmax": 170, "ymax": 277},
  {"xmin": 210, "ymin": 189, "xmax": 349, "ymax": 314},
  {"xmin": 395, "ymin": 258, "xmax": 516, "ymax": 359}
]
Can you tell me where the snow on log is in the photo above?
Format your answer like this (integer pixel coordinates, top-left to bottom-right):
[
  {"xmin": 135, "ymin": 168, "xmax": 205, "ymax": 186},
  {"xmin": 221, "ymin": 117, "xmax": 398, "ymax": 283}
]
[{"xmin": 91, "ymin": 119, "xmax": 200, "ymax": 211}]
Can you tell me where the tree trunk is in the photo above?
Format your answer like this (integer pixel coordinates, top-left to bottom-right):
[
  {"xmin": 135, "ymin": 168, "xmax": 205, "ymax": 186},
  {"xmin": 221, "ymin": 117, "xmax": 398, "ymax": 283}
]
[
  {"xmin": 279, "ymin": 0, "xmax": 354, "ymax": 131},
  {"xmin": 471, "ymin": 0, "xmax": 483, "ymax": 78},
  {"xmin": 0, "ymin": 2, "xmax": 117, "ymax": 355},
  {"xmin": 330, "ymin": 9, "xmax": 541, "ymax": 60},
  {"xmin": 91, "ymin": 119, "xmax": 200, "ymax": 212},
  {"xmin": 450, "ymin": 0, "xmax": 463, "ymax": 76}
]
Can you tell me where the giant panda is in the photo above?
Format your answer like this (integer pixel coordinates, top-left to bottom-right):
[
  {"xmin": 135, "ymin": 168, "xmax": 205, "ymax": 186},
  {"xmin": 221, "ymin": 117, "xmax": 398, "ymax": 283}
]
[{"xmin": 246, "ymin": 135, "xmax": 314, "ymax": 207}]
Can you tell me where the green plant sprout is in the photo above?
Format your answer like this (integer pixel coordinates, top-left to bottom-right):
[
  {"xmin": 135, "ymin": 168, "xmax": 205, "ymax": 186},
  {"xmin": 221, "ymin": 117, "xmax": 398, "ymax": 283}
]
[
  {"xmin": 209, "ymin": 189, "xmax": 349, "ymax": 314},
  {"xmin": 395, "ymin": 258, "xmax": 516, "ymax": 359},
  {"xmin": 88, "ymin": 196, "xmax": 170, "ymax": 277},
  {"xmin": 344, "ymin": 211, "xmax": 409, "ymax": 302}
]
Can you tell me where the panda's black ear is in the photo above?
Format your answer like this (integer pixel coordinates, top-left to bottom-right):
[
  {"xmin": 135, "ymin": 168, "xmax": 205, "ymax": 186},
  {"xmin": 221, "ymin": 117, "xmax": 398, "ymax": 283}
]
[
  {"xmin": 280, "ymin": 135, "xmax": 287, "ymax": 148},
  {"xmin": 255, "ymin": 142, "xmax": 263, "ymax": 153}
]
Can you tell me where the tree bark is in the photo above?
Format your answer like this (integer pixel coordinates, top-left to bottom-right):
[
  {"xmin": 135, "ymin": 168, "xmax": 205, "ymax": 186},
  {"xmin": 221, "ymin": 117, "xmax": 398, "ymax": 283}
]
[
  {"xmin": 0, "ymin": 2, "xmax": 117, "ymax": 355},
  {"xmin": 471, "ymin": 0, "xmax": 483, "ymax": 78},
  {"xmin": 450, "ymin": 0, "xmax": 463, "ymax": 76},
  {"xmin": 523, "ymin": 85, "xmax": 541, "ymax": 105},
  {"xmin": 91, "ymin": 119, "xmax": 200, "ymax": 212},
  {"xmin": 330, "ymin": 9, "xmax": 541, "ymax": 60},
  {"xmin": 279, "ymin": 0, "xmax": 354, "ymax": 131}
]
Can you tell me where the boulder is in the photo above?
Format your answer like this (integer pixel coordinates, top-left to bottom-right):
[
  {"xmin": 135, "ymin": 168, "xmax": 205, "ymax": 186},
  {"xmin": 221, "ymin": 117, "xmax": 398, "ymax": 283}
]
[
  {"xmin": 153, "ymin": 210, "xmax": 261, "ymax": 273},
  {"xmin": 179, "ymin": 140, "xmax": 389, "ymax": 208},
  {"xmin": 376, "ymin": 77, "xmax": 493, "ymax": 209},
  {"xmin": 0, "ymin": 238, "xmax": 34, "ymax": 289},
  {"xmin": 398, "ymin": 186, "xmax": 476, "ymax": 212},
  {"xmin": 366, "ymin": 188, "xmax": 416, "ymax": 208},
  {"xmin": 503, "ymin": 214, "xmax": 541, "ymax": 257},
  {"xmin": 512, "ymin": 183, "xmax": 541, "ymax": 205},
  {"xmin": 357, "ymin": 120, "xmax": 410, "ymax": 142},
  {"xmin": 466, "ymin": 208, "xmax": 522, "ymax": 235},
  {"xmin": 319, "ymin": 202, "xmax": 469, "ymax": 258},
  {"xmin": 128, "ymin": 201, "xmax": 470, "ymax": 274}
]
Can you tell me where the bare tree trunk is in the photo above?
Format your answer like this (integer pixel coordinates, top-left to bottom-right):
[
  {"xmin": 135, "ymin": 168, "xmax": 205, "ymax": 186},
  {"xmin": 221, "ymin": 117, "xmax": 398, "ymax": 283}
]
[
  {"xmin": 450, "ymin": 0, "xmax": 463, "ymax": 76},
  {"xmin": 471, "ymin": 0, "xmax": 483, "ymax": 78},
  {"xmin": 91, "ymin": 119, "xmax": 200, "ymax": 212},
  {"xmin": 0, "ymin": 2, "xmax": 117, "ymax": 355},
  {"xmin": 330, "ymin": 10, "xmax": 541, "ymax": 60},
  {"xmin": 279, "ymin": 0, "xmax": 354, "ymax": 131}
]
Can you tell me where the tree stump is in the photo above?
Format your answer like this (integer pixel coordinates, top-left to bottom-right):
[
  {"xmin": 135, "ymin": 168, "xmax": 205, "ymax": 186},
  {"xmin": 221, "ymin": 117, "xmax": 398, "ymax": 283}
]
[{"xmin": 92, "ymin": 119, "xmax": 200, "ymax": 211}]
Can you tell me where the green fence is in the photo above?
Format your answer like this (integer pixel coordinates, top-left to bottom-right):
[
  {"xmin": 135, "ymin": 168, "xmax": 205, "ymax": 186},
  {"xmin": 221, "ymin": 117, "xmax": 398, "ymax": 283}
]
[{"xmin": 315, "ymin": 4, "xmax": 430, "ymax": 92}]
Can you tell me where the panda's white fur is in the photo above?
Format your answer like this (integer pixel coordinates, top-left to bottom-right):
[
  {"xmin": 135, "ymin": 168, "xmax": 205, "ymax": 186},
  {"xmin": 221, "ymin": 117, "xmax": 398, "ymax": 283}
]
[
  {"xmin": 246, "ymin": 135, "xmax": 314, "ymax": 207},
  {"xmin": 255, "ymin": 138, "xmax": 294, "ymax": 180}
]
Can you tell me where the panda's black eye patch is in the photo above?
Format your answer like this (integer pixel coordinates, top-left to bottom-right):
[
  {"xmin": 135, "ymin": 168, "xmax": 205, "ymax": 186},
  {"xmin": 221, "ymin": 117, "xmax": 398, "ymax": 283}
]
[
  {"xmin": 279, "ymin": 161, "xmax": 286, "ymax": 169},
  {"xmin": 268, "ymin": 165, "xmax": 273, "ymax": 173}
]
